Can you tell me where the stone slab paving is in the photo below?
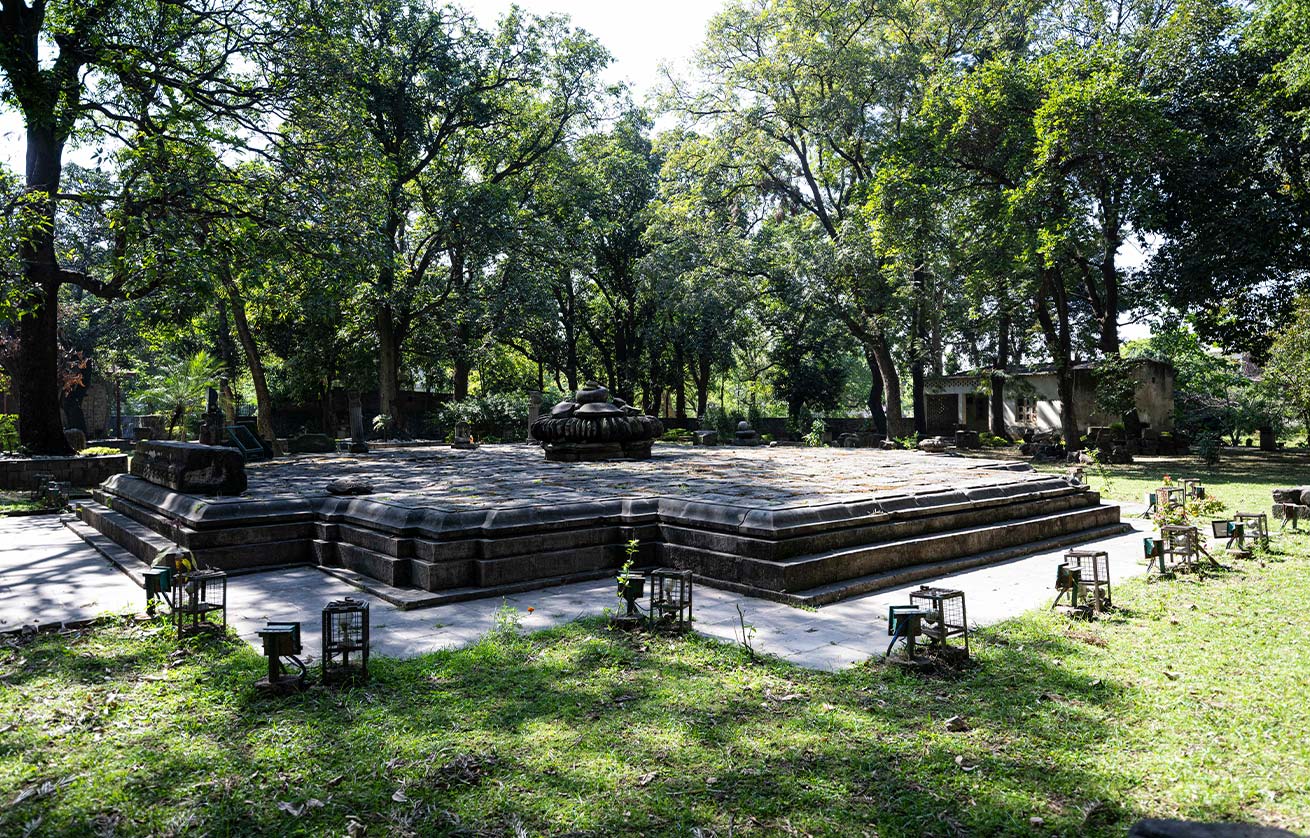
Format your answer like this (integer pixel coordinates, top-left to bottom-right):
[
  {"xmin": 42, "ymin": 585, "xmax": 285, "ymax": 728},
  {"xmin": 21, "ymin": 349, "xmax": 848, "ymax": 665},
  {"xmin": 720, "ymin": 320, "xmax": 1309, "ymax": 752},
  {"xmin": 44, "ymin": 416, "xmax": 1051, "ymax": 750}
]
[
  {"xmin": 0, "ymin": 515, "xmax": 141, "ymax": 632},
  {"xmin": 8, "ymin": 511, "xmax": 1154, "ymax": 670},
  {"xmin": 241, "ymin": 444, "xmax": 1038, "ymax": 510}
]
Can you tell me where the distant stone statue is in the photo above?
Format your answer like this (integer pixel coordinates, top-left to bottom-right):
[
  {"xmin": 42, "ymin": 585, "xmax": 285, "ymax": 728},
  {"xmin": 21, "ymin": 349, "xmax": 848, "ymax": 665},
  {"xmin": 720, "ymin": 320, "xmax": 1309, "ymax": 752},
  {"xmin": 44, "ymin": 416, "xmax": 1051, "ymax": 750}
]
[{"xmin": 733, "ymin": 420, "xmax": 760, "ymax": 446}]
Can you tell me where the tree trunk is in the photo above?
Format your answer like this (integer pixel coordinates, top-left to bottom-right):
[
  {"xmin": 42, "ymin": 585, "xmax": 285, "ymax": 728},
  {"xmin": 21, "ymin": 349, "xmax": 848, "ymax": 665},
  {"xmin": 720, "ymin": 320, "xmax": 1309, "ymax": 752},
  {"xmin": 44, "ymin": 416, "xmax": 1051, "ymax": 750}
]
[
  {"xmin": 862, "ymin": 341, "xmax": 887, "ymax": 435},
  {"xmin": 990, "ymin": 314, "xmax": 1011, "ymax": 440},
  {"xmin": 1034, "ymin": 268, "xmax": 1080, "ymax": 450},
  {"xmin": 911, "ymin": 261, "xmax": 928, "ymax": 435},
  {"xmin": 871, "ymin": 333, "xmax": 903, "ymax": 426},
  {"xmin": 218, "ymin": 270, "xmax": 277, "ymax": 452},
  {"xmin": 377, "ymin": 303, "xmax": 401, "ymax": 432},
  {"xmin": 15, "ymin": 125, "xmax": 73, "ymax": 455},
  {"xmin": 694, "ymin": 355, "xmax": 712, "ymax": 418},
  {"xmin": 452, "ymin": 320, "xmax": 472, "ymax": 401}
]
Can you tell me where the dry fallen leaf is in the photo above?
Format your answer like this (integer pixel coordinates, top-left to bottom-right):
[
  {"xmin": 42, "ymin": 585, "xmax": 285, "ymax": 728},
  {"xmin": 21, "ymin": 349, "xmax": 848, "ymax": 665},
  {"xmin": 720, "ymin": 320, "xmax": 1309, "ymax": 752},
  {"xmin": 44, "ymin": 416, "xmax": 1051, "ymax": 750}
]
[
  {"xmin": 944, "ymin": 715, "xmax": 971, "ymax": 732},
  {"xmin": 954, "ymin": 755, "xmax": 977, "ymax": 772},
  {"xmin": 637, "ymin": 772, "xmax": 657, "ymax": 787}
]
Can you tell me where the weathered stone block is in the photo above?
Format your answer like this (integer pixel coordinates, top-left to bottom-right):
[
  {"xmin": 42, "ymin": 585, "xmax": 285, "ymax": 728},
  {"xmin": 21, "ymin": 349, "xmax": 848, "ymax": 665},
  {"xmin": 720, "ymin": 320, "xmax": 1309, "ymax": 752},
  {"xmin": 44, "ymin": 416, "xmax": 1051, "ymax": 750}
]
[
  {"xmin": 694, "ymin": 430, "xmax": 719, "ymax": 446},
  {"xmin": 130, "ymin": 441, "xmax": 247, "ymax": 496},
  {"xmin": 288, "ymin": 433, "xmax": 336, "ymax": 454}
]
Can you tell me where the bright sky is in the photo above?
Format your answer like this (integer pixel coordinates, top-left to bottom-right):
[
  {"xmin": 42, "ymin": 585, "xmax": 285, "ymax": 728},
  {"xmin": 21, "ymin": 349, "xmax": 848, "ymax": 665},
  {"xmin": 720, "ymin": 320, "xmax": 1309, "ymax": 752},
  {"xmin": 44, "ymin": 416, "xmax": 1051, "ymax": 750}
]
[{"xmin": 0, "ymin": 0, "xmax": 720, "ymax": 171}]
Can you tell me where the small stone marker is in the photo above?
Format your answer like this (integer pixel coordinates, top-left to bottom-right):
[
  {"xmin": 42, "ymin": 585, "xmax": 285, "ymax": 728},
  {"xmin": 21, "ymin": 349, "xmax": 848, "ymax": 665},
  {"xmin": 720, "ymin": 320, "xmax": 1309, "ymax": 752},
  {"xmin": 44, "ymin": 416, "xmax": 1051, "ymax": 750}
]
[{"xmin": 326, "ymin": 477, "xmax": 373, "ymax": 496}]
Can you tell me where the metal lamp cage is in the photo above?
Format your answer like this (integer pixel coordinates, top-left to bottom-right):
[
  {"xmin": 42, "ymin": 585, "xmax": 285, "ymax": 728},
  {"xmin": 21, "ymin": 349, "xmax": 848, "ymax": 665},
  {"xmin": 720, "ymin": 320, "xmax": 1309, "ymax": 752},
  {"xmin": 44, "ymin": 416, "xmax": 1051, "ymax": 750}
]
[
  {"xmin": 1235, "ymin": 512, "xmax": 1270, "ymax": 547},
  {"xmin": 647, "ymin": 568, "xmax": 693, "ymax": 632},
  {"xmin": 1063, "ymin": 549, "xmax": 1105, "ymax": 607},
  {"xmin": 908, "ymin": 585, "xmax": 969, "ymax": 653},
  {"xmin": 1161, "ymin": 525, "xmax": 1203, "ymax": 570},
  {"xmin": 1156, "ymin": 486, "xmax": 1185, "ymax": 512},
  {"xmin": 172, "ymin": 569, "xmax": 227, "ymax": 640},
  {"xmin": 322, "ymin": 598, "xmax": 370, "ymax": 684}
]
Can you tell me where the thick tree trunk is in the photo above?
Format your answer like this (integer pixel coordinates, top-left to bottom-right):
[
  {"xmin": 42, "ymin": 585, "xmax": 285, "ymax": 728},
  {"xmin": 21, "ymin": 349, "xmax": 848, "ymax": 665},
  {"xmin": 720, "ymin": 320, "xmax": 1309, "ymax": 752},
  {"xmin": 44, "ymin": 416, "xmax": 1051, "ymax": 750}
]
[
  {"xmin": 870, "ymin": 333, "xmax": 902, "ymax": 426},
  {"xmin": 452, "ymin": 320, "xmax": 472, "ymax": 401},
  {"xmin": 219, "ymin": 271, "xmax": 277, "ymax": 451},
  {"xmin": 862, "ymin": 341, "xmax": 887, "ymax": 435},
  {"xmin": 15, "ymin": 124, "xmax": 73, "ymax": 455}
]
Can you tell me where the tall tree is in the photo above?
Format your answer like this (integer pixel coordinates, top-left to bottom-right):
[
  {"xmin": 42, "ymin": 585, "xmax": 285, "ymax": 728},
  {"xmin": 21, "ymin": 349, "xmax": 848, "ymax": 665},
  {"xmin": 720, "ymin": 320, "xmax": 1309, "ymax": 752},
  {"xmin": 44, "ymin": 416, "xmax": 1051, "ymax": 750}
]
[{"xmin": 0, "ymin": 0, "xmax": 270, "ymax": 452}]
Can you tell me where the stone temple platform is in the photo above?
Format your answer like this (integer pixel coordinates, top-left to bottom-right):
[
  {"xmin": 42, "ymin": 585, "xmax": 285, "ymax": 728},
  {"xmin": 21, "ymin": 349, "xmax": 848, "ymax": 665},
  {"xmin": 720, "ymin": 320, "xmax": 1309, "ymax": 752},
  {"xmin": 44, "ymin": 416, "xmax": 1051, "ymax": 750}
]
[{"xmin": 77, "ymin": 445, "xmax": 1126, "ymax": 607}]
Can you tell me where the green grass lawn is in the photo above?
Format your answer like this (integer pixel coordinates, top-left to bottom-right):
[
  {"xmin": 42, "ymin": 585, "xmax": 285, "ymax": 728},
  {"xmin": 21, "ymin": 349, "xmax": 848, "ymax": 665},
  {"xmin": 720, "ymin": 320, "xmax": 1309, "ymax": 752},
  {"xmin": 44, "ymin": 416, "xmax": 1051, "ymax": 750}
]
[{"xmin": 3, "ymin": 451, "xmax": 1310, "ymax": 837}]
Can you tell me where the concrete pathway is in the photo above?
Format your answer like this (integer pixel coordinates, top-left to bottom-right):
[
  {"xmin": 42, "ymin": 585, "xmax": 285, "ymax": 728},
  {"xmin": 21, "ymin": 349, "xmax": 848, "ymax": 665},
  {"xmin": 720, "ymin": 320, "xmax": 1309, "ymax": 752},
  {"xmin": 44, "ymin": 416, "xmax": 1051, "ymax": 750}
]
[
  {"xmin": 2, "ymin": 512, "xmax": 1154, "ymax": 670},
  {"xmin": 0, "ymin": 514, "xmax": 141, "ymax": 632}
]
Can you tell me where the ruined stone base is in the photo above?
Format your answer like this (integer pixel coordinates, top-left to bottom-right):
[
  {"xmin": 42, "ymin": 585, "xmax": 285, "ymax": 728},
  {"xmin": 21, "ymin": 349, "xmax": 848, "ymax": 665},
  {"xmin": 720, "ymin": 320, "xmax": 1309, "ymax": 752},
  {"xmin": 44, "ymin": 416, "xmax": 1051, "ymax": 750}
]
[
  {"xmin": 78, "ymin": 447, "xmax": 1126, "ymax": 608},
  {"xmin": 543, "ymin": 440, "xmax": 653, "ymax": 461}
]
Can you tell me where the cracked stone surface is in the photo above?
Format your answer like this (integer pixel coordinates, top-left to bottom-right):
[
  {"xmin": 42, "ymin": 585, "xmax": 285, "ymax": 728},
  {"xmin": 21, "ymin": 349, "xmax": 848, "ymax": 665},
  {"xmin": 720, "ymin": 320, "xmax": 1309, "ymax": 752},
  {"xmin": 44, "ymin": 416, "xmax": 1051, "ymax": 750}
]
[{"xmin": 243, "ymin": 444, "xmax": 1036, "ymax": 510}]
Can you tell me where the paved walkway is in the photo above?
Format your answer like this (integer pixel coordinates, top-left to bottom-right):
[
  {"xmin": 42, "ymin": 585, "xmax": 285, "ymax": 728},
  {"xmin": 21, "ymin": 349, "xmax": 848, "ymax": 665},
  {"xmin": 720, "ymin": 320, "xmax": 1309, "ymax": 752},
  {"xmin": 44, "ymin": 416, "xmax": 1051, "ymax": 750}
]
[
  {"xmin": 0, "ymin": 515, "xmax": 142, "ymax": 632},
  {"xmin": 1, "ymin": 512, "xmax": 1152, "ymax": 670}
]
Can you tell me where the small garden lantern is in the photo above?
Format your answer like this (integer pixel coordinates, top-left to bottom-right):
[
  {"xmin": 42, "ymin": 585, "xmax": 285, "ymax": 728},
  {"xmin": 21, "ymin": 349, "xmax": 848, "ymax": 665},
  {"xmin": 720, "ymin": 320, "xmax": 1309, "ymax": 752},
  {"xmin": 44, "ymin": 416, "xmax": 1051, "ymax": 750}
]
[
  {"xmin": 647, "ymin": 568, "xmax": 693, "ymax": 633},
  {"xmin": 172, "ymin": 568, "xmax": 227, "ymax": 640},
  {"xmin": 257, "ymin": 621, "xmax": 306, "ymax": 693},
  {"xmin": 322, "ymin": 598, "xmax": 370, "ymax": 684},
  {"xmin": 1236, "ymin": 511, "xmax": 1270, "ymax": 548},
  {"xmin": 1160, "ymin": 525, "xmax": 1217, "ymax": 570},
  {"xmin": 908, "ymin": 585, "xmax": 970, "ymax": 654},
  {"xmin": 614, "ymin": 570, "xmax": 645, "ymax": 629}
]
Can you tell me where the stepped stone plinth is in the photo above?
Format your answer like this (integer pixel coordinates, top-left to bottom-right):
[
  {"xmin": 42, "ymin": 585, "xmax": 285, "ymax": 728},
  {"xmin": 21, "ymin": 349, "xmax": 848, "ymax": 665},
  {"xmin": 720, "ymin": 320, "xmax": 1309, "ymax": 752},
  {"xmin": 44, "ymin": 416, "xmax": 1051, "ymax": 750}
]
[{"xmin": 79, "ymin": 445, "xmax": 1125, "ymax": 608}]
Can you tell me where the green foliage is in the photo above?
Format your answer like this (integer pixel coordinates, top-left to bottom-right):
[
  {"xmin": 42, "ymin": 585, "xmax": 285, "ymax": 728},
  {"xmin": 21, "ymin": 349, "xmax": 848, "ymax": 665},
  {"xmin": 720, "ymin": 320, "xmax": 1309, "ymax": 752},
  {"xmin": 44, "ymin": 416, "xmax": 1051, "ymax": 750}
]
[
  {"xmin": 979, "ymin": 431, "xmax": 1013, "ymax": 448},
  {"xmin": 1196, "ymin": 432, "xmax": 1223, "ymax": 466},
  {"xmin": 0, "ymin": 415, "xmax": 17, "ymax": 453},
  {"xmin": 661, "ymin": 428, "xmax": 694, "ymax": 444},
  {"xmin": 436, "ymin": 394, "xmax": 529, "ymax": 441},
  {"xmin": 138, "ymin": 351, "xmax": 225, "ymax": 441},
  {"xmin": 78, "ymin": 446, "xmax": 121, "ymax": 457},
  {"xmin": 802, "ymin": 419, "xmax": 826, "ymax": 447},
  {"xmin": 700, "ymin": 403, "xmax": 734, "ymax": 438},
  {"xmin": 1265, "ymin": 297, "xmax": 1310, "ymax": 437},
  {"xmin": 894, "ymin": 434, "xmax": 918, "ymax": 450}
]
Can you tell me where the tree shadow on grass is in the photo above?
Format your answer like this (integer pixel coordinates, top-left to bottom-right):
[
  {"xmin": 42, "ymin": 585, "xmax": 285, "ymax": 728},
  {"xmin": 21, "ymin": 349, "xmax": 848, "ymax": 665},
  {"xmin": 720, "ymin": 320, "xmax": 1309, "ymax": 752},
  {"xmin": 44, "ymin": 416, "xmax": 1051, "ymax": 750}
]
[{"xmin": 0, "ymin": 612, "xmax": 1222, "ymax": 838}]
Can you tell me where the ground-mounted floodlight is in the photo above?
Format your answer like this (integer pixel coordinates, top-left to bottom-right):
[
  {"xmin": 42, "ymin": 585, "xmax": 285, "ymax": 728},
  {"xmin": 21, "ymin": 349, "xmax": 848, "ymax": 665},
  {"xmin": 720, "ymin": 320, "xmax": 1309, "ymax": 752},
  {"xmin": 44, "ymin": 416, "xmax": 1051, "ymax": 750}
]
[
  {"xmin": 257, "ymin": 622, "xmax": 306, "ymax": 693},
  {"xmin": 322, "ymin": 598, "xmax": 370, "ymax": 684},
  {"xmin": 1211, "ymin": 519, "xmax": 1250, "ymax": 558}
]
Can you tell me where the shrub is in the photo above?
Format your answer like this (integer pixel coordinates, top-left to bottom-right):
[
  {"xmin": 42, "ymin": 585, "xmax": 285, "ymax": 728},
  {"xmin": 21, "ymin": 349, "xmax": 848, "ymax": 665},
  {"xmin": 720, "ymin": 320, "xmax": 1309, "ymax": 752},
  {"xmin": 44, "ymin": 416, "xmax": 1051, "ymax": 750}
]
[
  {"xmin": 0, "ymin": 414, "xmax": 17, "ymax": 452},
  {"xmin": 436, "ymin": 394, "xmax": 529, "ymax": 441},
  {"xmin": 662, "ymin": 428, "xmax": 694, "ymax": 444},
  {"xmin": 1196, "ymin": 432, "xmax": 1222, "ymax": 465},
  {"xmin": 79, "ymin": 446, "xmax": 121, "ymax": 457},
  {"xmin": 802, "ymin": 419, "xmax": 825, "ymax": 447}
]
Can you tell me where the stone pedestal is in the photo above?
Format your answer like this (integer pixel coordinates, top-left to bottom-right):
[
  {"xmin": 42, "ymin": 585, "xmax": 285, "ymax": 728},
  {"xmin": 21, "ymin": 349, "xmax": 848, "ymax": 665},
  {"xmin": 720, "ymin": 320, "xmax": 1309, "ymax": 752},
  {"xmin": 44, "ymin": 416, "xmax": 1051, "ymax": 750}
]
[
  {"xmin": 543, "ymin": 440, "xmax": 654, "ymax": 462},
  {"xmin": 130, "ymin": 440, "xmax": 247, "ymax": 495},
  {"xmin": 288, "ymin": 433, "xmax": 336, "ymax": 454}
]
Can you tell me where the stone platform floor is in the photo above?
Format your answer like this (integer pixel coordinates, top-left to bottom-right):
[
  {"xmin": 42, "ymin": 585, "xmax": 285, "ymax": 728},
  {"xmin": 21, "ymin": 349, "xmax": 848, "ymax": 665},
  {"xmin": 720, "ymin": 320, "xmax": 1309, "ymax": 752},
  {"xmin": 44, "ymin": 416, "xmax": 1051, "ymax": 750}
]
[
  {"xmin": 4, "ymin": 512, "xmax": 1152, "ymax": 670},
  {"xmin": 242, "ymin": 443, "xmax": 1036, "ymax": 509}
]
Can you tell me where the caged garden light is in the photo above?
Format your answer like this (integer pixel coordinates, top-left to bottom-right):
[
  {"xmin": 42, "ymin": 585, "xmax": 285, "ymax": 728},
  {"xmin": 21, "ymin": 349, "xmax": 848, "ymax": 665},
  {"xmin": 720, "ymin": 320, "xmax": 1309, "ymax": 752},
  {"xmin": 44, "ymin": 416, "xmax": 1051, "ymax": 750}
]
[{"xmin": 322, "ymin": 598, "xmax": 370, "ymax": 684}]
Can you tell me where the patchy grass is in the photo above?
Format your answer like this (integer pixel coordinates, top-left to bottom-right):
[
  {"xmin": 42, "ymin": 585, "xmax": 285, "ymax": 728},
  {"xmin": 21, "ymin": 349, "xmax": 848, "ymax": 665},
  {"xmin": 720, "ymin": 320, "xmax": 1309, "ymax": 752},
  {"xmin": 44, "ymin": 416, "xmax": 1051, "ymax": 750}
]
[
  {"xmin": 0, "ymin": 492, "xmax": 50, "ymax": 515},
  {"xmin": 1038, "ymin": 446, "xmax": 1310, "ymax": 514},
  {"xmin": 4, "ymin": 527, "xmax": 1310, "ymax": 838}
]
